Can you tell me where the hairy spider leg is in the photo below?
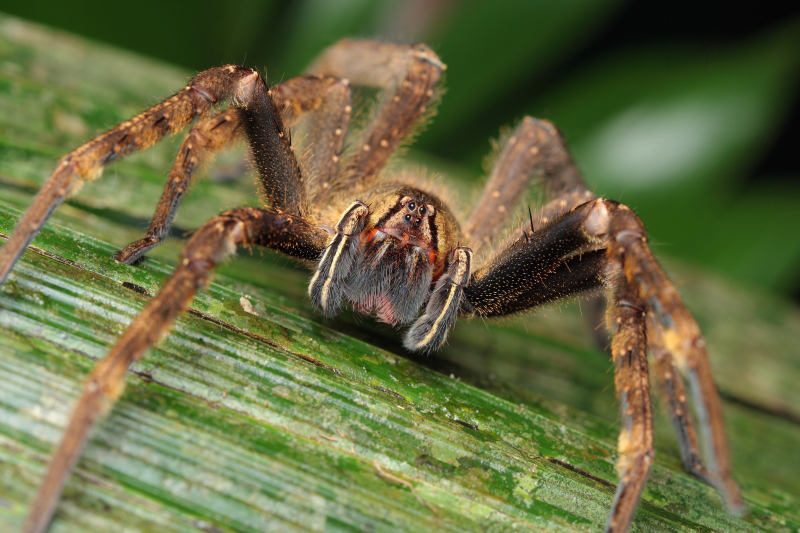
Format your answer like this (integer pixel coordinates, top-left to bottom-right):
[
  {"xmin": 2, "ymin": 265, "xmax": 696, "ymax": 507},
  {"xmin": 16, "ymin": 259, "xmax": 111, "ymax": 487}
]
[
  {"xmin": 0, "ymin": 65, "xmax": 259, "ymax": 284},
  {"xmin": 460, "ymin": 193, "xmax": 741, "ymax": 530},
  {"xmin": 464, "ymin": 202, "xmax": 606, "ymax": 317},
  {"xmin": 463, "ymin": 115, "xmax": 741, "ymax": 523},
  {"xmin": 306, "ymin": 40, "xmax": 444, "ymax": 194},
  {"xmin": 603, "ymin": 201, "xmax": 743, "ymax": 515},
  {"xmin": 21, "ymin": 205, "xmax": 328, "ymax": 533},
  {"xmin": 604, "ymin": 280, "xmax": 653, "ymax": 533},
  {"xmin": 114, "ymin": 108, "xmax": 243, "ymax": 263},
  {"xmin": 407, "ymin": 200, "xmax": 610, "ymax": 359},
  {"xmin": 649, "ymin": 314, "xmax": 715, "ymax": 484},
  {"xmin": 272, "ymin": 75, "xmax": 352, "ymax": 204},
  {"xmin": 116, "ymin": 75, "xmax": 352, "ymax": 264},
  {"xmin": 20, "ymin": 62, "xmax": 327, "ymax": 533},
  {"xmin": 239, "ymin": 74, "xmax": 307, "ymax": 216},
  {"xmin": 465, "ymin": 118, "xmax": 595, "ymax": 254},
  {"xmin": 463, "ymin": 200, "xmax": 652, "ymax": 533}
]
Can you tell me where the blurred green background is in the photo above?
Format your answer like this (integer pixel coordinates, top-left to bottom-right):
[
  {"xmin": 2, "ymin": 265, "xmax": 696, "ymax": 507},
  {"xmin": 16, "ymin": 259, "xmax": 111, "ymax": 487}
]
[{"xmin": 1, "ymin": 0, "xmax": 799, "ymax": 300}]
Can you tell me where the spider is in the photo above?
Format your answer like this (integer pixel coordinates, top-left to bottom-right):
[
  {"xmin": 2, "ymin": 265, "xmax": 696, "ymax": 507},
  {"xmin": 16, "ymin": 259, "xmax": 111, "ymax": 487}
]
[{"xmin": 0, "ymin": 39, "xmax": 743, "ymax": 533}]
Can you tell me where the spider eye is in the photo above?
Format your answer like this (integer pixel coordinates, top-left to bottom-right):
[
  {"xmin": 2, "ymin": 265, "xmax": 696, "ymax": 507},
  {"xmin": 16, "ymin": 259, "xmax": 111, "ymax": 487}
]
[
  {"xmin": 419, "ymin": 206, "xmax": 427, "ymax": 215},
  {"xmin": 415, "ymin": 218, "xmax": 422, "ymax": 226},
  {"xmin": 408, "ymin": 201, "xmax": 416, "ymax": 211},
  {"xmin": 404, "ymin": 214, "xmax": 412, "ymax": 222}
]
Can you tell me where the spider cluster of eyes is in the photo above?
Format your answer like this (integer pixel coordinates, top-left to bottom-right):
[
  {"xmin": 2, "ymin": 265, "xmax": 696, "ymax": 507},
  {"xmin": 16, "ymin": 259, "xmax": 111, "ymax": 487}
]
[
  {"xmin": 403, "ymin": 200, "xmax": 431, "ymax": 224},
  {"xmin": 370, "ymin": 198, "xmax": 436, "ymax": 250}
]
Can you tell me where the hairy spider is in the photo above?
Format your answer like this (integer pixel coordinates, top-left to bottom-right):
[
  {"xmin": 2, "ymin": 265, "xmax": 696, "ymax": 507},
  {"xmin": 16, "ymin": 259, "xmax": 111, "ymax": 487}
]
[{"xmin": 0, "ymin": 40, "xmax": 743, "ymax": 533}]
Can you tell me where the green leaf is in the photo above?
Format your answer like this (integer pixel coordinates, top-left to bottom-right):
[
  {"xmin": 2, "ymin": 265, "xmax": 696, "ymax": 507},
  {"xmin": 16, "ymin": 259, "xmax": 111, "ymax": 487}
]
[{"xmin": 1, "ymin": 13, "xmax": 799, "ymax": 533}]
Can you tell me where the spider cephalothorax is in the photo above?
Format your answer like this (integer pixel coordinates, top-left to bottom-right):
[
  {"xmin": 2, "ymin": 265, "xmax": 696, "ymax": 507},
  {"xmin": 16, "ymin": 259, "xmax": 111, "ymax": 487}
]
[
  {"xmin": 311, "ymin": 186, "xmax": 461, "ymax": 332},
  {"xmin": 0, "ymin": 39, "xmax": 742, "ymax": 533}
]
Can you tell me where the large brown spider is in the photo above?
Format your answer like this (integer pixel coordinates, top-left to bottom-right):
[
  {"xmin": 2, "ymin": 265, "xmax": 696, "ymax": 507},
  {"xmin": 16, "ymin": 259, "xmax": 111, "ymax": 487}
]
[{"xmin": 0, "ymin": 39, "xmax": 742, "ymax": 533}]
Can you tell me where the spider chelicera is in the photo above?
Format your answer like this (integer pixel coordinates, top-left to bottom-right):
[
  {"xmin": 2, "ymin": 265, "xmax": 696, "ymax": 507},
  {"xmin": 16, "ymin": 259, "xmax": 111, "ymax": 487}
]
[{"xmin": 0, "ymin": 39, "xmax": 742, "ymax": 533}]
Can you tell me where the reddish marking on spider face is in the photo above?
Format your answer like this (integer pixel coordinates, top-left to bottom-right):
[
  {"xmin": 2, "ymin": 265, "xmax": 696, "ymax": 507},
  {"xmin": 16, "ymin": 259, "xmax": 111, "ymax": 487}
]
[{"xmin": 364, "ymin": 227, "xmax": 437, "ymax": 266}]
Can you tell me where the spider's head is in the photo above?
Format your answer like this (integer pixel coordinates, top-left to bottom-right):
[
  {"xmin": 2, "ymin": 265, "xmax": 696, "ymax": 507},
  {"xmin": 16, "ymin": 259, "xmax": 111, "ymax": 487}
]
[
  {"xmin": 344, "ymin": 188, "xmax": 461, "ymax": 326},
  {"xmin": 368, "ymin": 194, "xmax": 438, "ymax": 261}
]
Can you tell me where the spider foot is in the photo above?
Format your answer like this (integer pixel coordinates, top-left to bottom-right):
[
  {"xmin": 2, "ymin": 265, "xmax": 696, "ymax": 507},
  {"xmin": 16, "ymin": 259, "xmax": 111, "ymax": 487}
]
[{"xmin": 113, "ymin": 237, "xmax": 160, "ymax": 264}]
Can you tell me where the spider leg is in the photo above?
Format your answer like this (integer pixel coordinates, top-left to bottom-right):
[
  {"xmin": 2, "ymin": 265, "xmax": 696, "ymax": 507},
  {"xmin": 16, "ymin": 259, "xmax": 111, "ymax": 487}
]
[
  {"xmin": 113, "ymin": 107, "xmax": 243, "ymax": 263},
  {"xmin": 20, "ymin": 65, "xmax": 332, "ymax": 532},
  {"xmin": 459, "ymin": 201, "xmax": 651, "ymax": 531},
  {"xmin": 306, "ymin": 40, "xmax": 444, "ymax": 189},
  {"xmin": 461, "ymin": 197, "xmax": 740, "ymax": 528},
  {"xmin": 405, "ymin": 202, "xmax": 606, "ymax": 350},
  {"xmin": 273, "ymin": 75, "xmax": 352, "ymax": 203},
  {"xmin": 114, "ymin": 75, "xmax": 352, "ymax": 264},
  {"xmin": 594, "ymin": 199, "xmax": 743, "ymax": 515},
  {"xmin": 21, "ymin": 207, "xmax": 328, "ymax": 533},
  {"xmin": 0, "ymin": 65, "xmax": 260, "ymax": 285},
  {"xmin": 464, "ymin": 201, "xmax": 606, "ymax": 317},
  {"xmin": 604, "ymin": 280, "xmax": 653, "ymax": 533},
  {"xmin": 465, "ymin": 118, "xmax": 595, "ymax": 254},
  {"xmin": 460, "ymin": 203, "xmax": 651, "ymax": 533},
  {"xmin": 649, "ymin": 314, "xmax": 715, "ymax": 483},
  {"xmin": 239, "ymin": 75, "xmax": 307, "ymax": 216}
]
